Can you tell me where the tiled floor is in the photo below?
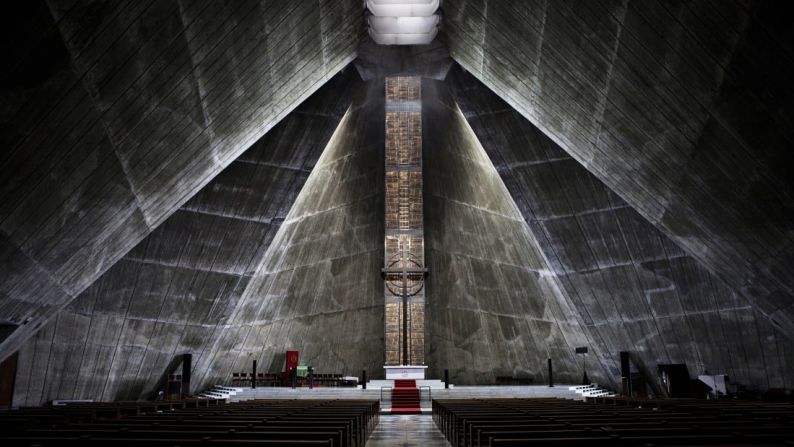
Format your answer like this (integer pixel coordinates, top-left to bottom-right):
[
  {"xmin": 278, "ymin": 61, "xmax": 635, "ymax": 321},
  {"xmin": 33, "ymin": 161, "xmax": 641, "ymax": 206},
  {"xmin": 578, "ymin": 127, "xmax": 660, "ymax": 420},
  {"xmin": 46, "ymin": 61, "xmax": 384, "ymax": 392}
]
[{"xmin": 366, "ymin": 414, "xmax": 450, "ymax": 446}]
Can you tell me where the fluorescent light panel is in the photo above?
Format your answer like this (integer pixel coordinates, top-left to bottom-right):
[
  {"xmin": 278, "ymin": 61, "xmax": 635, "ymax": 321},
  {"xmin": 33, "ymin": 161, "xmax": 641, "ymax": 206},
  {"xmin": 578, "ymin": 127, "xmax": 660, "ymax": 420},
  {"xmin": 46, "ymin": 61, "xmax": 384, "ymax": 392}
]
[
  {"xmin": 368, "ymin": 16, "xmax": 439, "ymax": 35},
  {"xmin": 367, "ymin": 0, "xmax": 439, "ymax": 17},
  {"xmin": 366, "ymin": 0, "xmax": 440, "ymax": 45},
  {"xmin": 369, "ymin": 29, "xmax": 439, "ymax": 45}
]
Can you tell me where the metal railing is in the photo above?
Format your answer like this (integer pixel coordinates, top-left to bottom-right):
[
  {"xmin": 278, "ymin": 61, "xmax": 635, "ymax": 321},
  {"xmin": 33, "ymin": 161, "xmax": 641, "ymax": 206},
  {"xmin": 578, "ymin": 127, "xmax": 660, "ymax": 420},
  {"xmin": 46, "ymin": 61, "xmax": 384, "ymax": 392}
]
[
  {"xmin": 381, "ymin": 385, "xmax": 431, "ymax": 408},
  {"xmin": 419, "ymin": 385, "xmax": 431, "ymax": 404},
  {"xmin": 380, "ymin": 386, "xmax": 392, "ymax": 404}
]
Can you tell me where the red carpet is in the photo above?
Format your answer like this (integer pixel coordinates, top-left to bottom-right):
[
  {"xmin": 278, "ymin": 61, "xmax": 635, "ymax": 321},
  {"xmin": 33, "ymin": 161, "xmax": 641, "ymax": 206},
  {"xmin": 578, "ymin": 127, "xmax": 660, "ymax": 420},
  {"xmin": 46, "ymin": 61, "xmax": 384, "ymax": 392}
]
[{"xmin": 391, "ymin": 379, "xmax": 421, "ymax": 414}]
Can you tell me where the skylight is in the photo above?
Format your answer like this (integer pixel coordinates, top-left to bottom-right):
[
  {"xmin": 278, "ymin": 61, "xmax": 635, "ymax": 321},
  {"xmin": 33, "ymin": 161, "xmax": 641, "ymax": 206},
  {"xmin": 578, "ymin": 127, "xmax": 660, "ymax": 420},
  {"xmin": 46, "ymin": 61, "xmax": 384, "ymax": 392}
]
[{"xmin": 366, "ymin": 0, "xmax": 441, "ymax": 45}]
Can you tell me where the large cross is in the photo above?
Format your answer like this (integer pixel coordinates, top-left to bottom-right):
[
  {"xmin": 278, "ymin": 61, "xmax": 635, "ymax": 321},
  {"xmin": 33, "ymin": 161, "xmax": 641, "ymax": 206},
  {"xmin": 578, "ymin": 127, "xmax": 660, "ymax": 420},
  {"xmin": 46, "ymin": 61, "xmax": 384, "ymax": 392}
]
[{"xmin": 382, "ymin": 264, "xmax": 428, "ymax": 365}]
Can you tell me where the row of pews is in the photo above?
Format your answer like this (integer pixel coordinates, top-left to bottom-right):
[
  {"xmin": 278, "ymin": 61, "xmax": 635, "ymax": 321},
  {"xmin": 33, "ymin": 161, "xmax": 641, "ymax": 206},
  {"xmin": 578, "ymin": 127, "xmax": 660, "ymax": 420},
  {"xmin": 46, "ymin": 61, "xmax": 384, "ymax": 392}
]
[
  {"xmin": 433, "ymin": 397, "xmax": 794, "ymax": 447},
  {"xmin": 0, "ymin": 398, "xmax": 379, "ymax": 446}
]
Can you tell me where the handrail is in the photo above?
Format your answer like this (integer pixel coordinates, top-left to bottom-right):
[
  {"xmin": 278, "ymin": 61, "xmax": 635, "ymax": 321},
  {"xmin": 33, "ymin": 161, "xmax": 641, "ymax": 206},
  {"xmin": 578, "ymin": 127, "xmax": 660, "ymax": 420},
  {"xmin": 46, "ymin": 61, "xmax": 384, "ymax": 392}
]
[
  {"xmin": 419, "ymin": 385, "xmax": 431, "ymax": 402},
  {"xmin": 380, "ymin": 386, "xmax": 393, "ymax": 402}
]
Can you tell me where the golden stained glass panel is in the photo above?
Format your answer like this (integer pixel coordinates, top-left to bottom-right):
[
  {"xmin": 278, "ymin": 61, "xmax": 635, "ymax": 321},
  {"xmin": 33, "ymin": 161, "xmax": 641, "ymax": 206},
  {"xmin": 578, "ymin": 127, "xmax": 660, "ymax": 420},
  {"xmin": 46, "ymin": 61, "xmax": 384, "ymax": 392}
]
[
  {"xmin": 386, "ymin": 76, "xmax": 421, "ymax": 102},
  {"xmin": 385, "ymin": 112, "xmax": 422, "ymax": 167},
  {"xmin": 384, "ymin": 76, "xmax": 425, "ymax": 366}
]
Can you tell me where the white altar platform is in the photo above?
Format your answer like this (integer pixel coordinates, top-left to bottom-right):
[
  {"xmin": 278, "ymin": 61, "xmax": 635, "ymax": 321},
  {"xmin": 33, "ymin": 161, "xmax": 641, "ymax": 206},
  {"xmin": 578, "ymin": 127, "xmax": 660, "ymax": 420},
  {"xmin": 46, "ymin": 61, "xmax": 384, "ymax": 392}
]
[
  {"xmin": 384, "ymin": 365, "xmax": 427, "ymax": 380},
  {"xmin": 367, "ymin": 379, "xmax": 446, "ymax": 390}
]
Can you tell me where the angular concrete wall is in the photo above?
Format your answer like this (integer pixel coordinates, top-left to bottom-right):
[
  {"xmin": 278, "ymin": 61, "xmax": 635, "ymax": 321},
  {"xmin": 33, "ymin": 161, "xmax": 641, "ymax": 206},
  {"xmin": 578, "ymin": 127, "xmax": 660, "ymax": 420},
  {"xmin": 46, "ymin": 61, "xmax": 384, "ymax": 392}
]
[
  {"xmin": 11, "ymin": 69, "xmax": 363, "ymax": 406},
  {"xmin": 442, "ymin": 0, "xmax": 794, "ymax": 338},
  {"xmin": 0, "ymin": 0, "xmax": 363, "ymax": 361},
  {"xmin": 354, "ymin": 38, "xmax": 452, "ymax": 80},
  {"xmin": 422, "ymin": 79, "xmax": 609, "ymax": 385},
  {"xmin": 446, "ymin": 65, "xmax": 794, "ymax": 391},
  {"xmin": 198, "ymin": 79, "xmax": 386, "ymax": 382}
]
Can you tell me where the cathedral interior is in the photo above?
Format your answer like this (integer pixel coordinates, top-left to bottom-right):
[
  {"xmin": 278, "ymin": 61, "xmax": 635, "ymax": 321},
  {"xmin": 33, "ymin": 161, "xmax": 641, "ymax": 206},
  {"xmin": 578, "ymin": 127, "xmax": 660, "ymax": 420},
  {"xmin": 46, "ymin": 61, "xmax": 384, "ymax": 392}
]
[{"xmin": 1, "ymin": 2, "xmax": 793, "ymax": 440}]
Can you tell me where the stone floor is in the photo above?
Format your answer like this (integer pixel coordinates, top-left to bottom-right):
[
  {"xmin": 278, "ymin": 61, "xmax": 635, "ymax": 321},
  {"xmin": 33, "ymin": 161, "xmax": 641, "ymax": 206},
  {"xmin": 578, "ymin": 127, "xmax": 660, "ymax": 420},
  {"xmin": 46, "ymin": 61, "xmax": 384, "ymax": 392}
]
[{"xmin": 366, "ymin": 414, "xmax": 450, "ymax": 446}]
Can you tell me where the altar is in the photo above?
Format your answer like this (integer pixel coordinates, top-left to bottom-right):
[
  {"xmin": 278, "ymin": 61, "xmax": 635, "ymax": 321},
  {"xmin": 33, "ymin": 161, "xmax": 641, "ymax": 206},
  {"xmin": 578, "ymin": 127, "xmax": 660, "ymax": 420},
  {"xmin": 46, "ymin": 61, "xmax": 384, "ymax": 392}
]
[{"xmin": 384, "ymin": 365, "xmax": 427, "ymax": 380}]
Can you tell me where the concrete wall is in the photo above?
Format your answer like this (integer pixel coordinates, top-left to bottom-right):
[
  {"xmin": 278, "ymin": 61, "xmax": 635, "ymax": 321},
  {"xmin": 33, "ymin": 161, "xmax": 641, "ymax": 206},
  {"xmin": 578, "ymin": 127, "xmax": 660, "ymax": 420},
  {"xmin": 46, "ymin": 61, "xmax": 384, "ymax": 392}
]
[
  {"xmin": 11, "ymin": 69, "xmax": 362, "ymax": 406},
  {"xmin": 0, "ymin": 0, "xmax": 363, "ymax": 361},
  {"xmin": 422, "ymin": 79, "xmax": 609, "ymax": 386},
  {"xmin": 5, "ymin": 0, "xmax": 792, "ymax": 401},
  {"xmin": 442, "ymin": 0, "xmax": 794, "ymax": 339},
  {"xmin": 197, "ymin": 79, "xmax": 387, "ymax": 383},
  {"xmin": 446, "ymin": 65, "xmax": 794, "ymax": 391},
  {"xmin": 354, "ymin": 38, "xmax": 452, "ymax": 80}
]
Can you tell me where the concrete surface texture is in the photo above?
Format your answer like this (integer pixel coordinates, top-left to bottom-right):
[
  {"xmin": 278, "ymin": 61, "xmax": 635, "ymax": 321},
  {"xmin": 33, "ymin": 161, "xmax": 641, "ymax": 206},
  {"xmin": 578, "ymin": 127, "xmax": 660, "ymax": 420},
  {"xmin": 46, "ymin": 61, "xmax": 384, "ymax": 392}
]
[
  {"xmin": 0, "ymin": 0, "xmax": 363, "ymax": 361},
  {"xmin": 194, "ymin": 79, "xmax": 387, "ymax": 385},
  {"xmin": 442, "ymin": 0, "xmax": 794, "ymax": 338},
  {"xmin": 445, "ymin": 65, "xmax": 794, "ymax": 391},
  {"xmin": 354, "ymin": 38, "xmax": 453, "ymax": 80},
  {"xmin": 421, "ymin": 79, "xmax": 608, "ymax": 386},
  {"xmin": 10, "ymin": 68, "xmax": 362, "ymax": 405},
  {"xmin": 1, "ymin": 0, "xmax": 793, "ymax": 406}
]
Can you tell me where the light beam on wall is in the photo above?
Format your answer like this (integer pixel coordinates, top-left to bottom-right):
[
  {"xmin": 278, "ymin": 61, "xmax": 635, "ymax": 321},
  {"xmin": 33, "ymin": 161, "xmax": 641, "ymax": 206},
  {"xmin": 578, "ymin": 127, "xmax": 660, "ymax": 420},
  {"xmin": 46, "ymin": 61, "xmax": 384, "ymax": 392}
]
[{"xmin": 366, "ymin": 0, "xmax": 441, "ymax": 45}]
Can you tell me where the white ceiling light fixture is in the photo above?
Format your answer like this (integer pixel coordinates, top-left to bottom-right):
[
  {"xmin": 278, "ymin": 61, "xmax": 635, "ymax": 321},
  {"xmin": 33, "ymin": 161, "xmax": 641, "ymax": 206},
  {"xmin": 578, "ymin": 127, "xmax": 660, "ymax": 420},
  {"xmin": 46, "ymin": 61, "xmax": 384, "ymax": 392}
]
[
  {"xmin": 366, "ymin": 0, "xmax": 441, "ymax": 45},
  {"xmin": 367, "ymin": 0, "xmax": 440, "ymax": 17}
]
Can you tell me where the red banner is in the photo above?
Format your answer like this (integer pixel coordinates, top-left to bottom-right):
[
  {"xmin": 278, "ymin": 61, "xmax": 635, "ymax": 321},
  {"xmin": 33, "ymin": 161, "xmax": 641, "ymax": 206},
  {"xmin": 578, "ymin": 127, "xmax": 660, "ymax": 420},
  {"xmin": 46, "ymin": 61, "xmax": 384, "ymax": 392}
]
[{"xmin": 285, "ymin": 350, "xmax": 299, "ymax": 372}]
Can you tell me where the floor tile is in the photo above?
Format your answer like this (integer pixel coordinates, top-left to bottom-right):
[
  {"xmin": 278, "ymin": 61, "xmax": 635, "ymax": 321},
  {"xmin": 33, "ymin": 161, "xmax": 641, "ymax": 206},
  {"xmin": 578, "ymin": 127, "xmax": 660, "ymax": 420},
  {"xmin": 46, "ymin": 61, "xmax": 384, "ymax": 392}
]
[{"xmin": 366, "ymin": 414, "xmax": 450, "ymax": 446}]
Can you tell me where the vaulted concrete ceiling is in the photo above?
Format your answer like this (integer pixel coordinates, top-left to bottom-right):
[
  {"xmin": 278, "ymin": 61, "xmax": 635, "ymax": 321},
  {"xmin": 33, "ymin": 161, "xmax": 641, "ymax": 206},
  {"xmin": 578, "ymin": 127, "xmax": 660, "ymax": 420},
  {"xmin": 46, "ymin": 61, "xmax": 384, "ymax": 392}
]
[
  {"xmin": 422, "ymin": 78, "xmax": 608, "ymax": 385},
  {"xmin": 446, "ymin": 64, "xmax": 794, "ymax": 390},
  {"xmin": 12, "ymin": 67, "xmax": 362, "ymax": 405},
  {"xmin": 2, "ymin": 0, "xmax": 793, "ymax": 404},
  {"xmin": 442, "ymin": 0, "xmax": 794, "ymax": 337},
  {"xmin": 0, "ymin": 0, "xmax": 363, "ymax": 361}
]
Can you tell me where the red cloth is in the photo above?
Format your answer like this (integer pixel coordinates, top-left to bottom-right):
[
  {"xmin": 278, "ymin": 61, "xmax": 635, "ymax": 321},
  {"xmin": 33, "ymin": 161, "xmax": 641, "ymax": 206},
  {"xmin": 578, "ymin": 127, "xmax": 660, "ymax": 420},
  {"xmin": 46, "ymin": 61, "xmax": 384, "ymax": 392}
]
[{"xmin": 285, "ymin": 350, "xmax": 299, "ymax": 372}]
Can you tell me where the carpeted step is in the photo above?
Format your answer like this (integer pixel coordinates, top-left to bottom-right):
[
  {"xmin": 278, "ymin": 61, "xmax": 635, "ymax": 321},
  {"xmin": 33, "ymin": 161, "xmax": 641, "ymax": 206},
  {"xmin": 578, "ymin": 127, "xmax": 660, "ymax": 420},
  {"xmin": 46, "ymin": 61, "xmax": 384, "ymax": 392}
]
[{"xmin": 391, "ymin": 379, "xmax": 421, "ymax": 414}]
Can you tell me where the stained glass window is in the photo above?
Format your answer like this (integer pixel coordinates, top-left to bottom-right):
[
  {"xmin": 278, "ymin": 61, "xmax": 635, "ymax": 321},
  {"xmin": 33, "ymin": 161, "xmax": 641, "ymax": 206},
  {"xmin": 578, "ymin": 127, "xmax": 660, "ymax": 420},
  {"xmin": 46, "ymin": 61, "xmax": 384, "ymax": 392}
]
[{"xmin": 383, "ymin": 76, "xmax": 426, "ymax": 366}]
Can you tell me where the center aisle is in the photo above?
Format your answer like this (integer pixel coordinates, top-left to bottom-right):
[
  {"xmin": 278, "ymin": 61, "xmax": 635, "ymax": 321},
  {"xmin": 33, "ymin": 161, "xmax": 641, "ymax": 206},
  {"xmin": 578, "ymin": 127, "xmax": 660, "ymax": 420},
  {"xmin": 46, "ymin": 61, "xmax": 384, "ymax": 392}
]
[{"xmin": 366, "ymin": 414, "xmax": 450, "ymax": 446}]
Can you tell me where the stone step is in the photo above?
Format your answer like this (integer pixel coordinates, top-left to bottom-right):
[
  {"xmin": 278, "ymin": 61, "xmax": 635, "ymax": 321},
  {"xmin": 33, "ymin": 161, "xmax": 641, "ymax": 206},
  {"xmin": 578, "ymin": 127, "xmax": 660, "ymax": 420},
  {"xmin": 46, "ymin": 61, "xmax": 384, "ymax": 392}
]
[{"xmin": 199, "ymin": 384, "xmax": 588, "ymax": 402}]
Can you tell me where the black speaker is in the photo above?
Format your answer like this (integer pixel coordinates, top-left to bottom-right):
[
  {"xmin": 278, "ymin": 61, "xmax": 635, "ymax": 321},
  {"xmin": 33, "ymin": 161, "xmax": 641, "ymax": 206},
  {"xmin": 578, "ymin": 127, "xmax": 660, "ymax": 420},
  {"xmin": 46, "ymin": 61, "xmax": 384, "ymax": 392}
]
[
  {"xmin": 444, "ymin": 369, "xmax": 449, "ymax": 389},
  {"xmin": 620, "ymin": 352, "xmax": 630, "ymax": 376},
  {"xmin": 620, "ymin": 351, "xmax": 631, "ymax": 396},
  {"xmin": 547, "ymin": 358, "xmax": 553, "ymax": 387},
  {"xmin": 630, "ymin": 372, "xmax": 647, "ymax": 398},
  {"xmin": 181, "ymin": 354, "xmax": 192, "ymax": 398},
  {"xmin": 252, "ymin": 359, "xmax": 257, "ymax": 389},
  {"xmin": 168, "ymin": 374, "xmax": 182, "ymax": 399},
  {"xmin": 361, "ymin": 370, "xmax": 367, "ymax": 390}
]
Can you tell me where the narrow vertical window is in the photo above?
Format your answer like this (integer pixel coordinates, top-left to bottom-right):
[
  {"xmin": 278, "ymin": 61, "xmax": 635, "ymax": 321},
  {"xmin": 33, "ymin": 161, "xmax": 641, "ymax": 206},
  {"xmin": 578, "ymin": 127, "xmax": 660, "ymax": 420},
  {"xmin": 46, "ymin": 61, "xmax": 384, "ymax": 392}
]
[{"xmin": 383, "ymin": 76, "xmax": 426, "ymax": 367}]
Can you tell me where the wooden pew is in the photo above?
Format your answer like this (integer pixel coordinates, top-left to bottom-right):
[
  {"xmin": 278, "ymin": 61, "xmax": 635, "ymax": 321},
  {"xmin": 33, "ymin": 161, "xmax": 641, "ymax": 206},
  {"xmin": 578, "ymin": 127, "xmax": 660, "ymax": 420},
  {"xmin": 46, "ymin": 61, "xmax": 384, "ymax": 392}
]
[
  {"xmin": 0, "ymin": 398, "xmax": 379, "ymax": 447},
  {"xmin": 433, "ymin": 397, "xmax": 794, "ymax": 447}
]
